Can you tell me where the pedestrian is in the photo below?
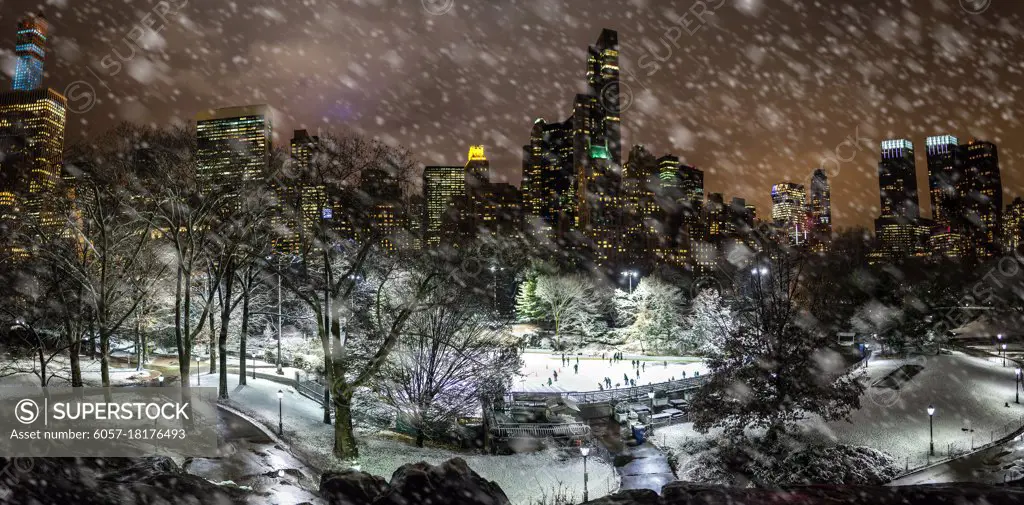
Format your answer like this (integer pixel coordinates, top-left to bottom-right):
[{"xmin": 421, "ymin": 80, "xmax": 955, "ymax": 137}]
[
  {"xmin": 574, "ymin": 363, "xmax": 579, "ymax": 374},
  {"xmin": 599, "ymin": 383, "xmax": 604, "ymax": 391},
  {"xmin": 630, "ymin": 379, "xmax": 635, "ymax": 387},
  {"xmin": 553, "ymin": 370, "xmax": 558, "ymax": 381},
  {"xmin": 664, "ymin": 361, "xmax": 668, "ymax": 368},
  {"xmin": 681, "ymin": 371, "xmax": 686, "ymax": 378}
]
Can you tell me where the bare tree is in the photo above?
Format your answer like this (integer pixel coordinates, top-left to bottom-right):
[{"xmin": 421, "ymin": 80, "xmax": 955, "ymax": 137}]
[{"xmin": 376, "ymin": 286, "xmax": 520, "ymax": 447}]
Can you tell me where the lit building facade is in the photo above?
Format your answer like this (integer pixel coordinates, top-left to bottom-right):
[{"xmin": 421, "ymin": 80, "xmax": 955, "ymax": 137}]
[
  {"xmin": 13, "ymin": 14, "xmax": 47, "ymax": 92},
  {"xmin": 874, "ymin": 139, "xmax": 928, "ymax": 261},
  {"xmin": 809, "ymin": 169, "xmax": 832, "ymax": 251},
  {"xmin": 195, "ymin": 104, "xmax": 272, "ymax": 210},
  {"xmin": 771, "ymin": 182, "xmax": 807, "ymax": 245},
  {"xmin": 961, "ymin": 140, "xmax": 1002, "ymax": 258},
  {"xmin": 1004, "ymin": 197, "xmax": 1024, "ymax": 253},
  {"xmin": 0, "ymin": 14, "xmax": 67, "ymax": 238},
  {"xmin": 423, "ymin": 165, "xmax": 466, "ymax": 247}
]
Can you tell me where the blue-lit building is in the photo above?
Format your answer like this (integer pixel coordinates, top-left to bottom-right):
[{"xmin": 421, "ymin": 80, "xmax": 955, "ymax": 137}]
[{"xmin": 12, "ymin": 13, "xmax": 48, "ymax": 92}]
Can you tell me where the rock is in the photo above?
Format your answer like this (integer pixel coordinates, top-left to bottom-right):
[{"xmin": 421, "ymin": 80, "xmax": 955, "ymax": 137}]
[
  {"xmin": 319, "ymin": 469, "xmax": 389, "ymax": 505},
  {"xmin": 377, "ymin": 457, "xmax": 511, "ymax": 505},
  {"xmin": 582, "ymin": 488, "xmax": 660, "ymax": 505},
  {"xmin": 0, "ymin": 457, "xmax": 252, "ymax": 505}
]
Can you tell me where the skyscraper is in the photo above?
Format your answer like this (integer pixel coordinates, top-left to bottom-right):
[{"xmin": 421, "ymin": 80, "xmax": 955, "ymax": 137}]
[
  {"xmin": 926, "ymin": 135, "xmax": 960, "ymax": 226},
  {"xmin": 771, "ymin": 182, "xmax": 807, "ymax": 244},
  {"xmin": 521, "ymin": 118, "xmax": 573, "ymax": 241},
  {"xmin": 809, "ymin": 169, "xmax": 832, "ymax": 250},
  {"xmin": 423, "ymin": 165, "xmax": 466, "ymax": 247},
  {"xmin": 0, "ymin": 13, "xmax": 67, "ymax": 237},
  {"xmin": 1004, "ymin": 197, "xmax": 1024, "ymax": 253},
  {"xmin": 587, "ymin": 29, "xmax": 621, "ymax": 167},
  {"xmin": 874, "ymin": 140, "xmax": 929, "ymax": 262},
  {"xmin": 878, "ymin": 139, "xmax": 920, "ymax": 220},
  {"xmin": 961, "ymin": 140, "xmax": 1002, "ymax": 258},
  {"xmin": 195, "ymin": 104, "xmax": 272, "ymax": 210},
  {"xmin": 12, "ymin": 14, "xmax": 47, "ymax": 92}
]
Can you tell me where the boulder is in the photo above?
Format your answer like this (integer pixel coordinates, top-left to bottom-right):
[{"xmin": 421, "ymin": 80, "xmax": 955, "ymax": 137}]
[
  {"xmin": 377, "ymin": 457, "xmax": 510, "ymax": 505},
  {"xmin": 319, "ymin": 469, "xmax": 389, "ymax": 505}
]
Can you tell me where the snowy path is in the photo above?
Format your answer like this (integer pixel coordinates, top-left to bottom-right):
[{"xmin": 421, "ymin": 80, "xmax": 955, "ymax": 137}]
[
  {"xmin": 801, "ymin": 352, "xmax": 1024, "ymax": 469},
  {"xmin": 216, "ymin": 370, "xmax": 619, "ymax": 505}
]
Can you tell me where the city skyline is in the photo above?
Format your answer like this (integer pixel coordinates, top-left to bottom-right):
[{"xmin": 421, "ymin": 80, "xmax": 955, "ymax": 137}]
[{"xmin": 0, "ymin": 0, "xmax": 1022, "ymax": 231}]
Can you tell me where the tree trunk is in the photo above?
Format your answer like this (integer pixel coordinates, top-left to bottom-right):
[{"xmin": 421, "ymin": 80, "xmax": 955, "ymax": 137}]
[
  {"xmin": 38, "ymin": 346, "xmax": 46, "ymax": 387},
  {"xmin": 239, "ymin": 282, "xmax": 249, "ymax": 386},
  {"xmin": 175, "ymin": 263, "xmax": 192, "ymax": 389},
  {"xmin": 415, "ymin": 429, "xmax": 425, "ymax": 448},
  {"xmin": 209, "ymin": 294, "xmax": 217, "ymax": 375},
  {"xmin": 99, "ymin": 326, "xmax": 110, "ymax": 388},
  {"xmin": 332, "ymin": 387, "xmax": 358, "ymax": 459},
  {"xmin": 135, "ymin": 312, "xmax": 144, "ymax": 372},
  {"xmin": 69, "ymin": 335, "xmax": 82, "ymax": 388},
  {"xmin": 87, "ymin": 316, "xmax": 96, "ymax": 359},
  {"xmin": 218, "ymin": 261, "xmax": 234, "ymax": 399}
]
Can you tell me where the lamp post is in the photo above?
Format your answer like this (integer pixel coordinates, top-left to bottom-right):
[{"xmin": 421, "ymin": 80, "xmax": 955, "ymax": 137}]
[
  {"xmin": 277, "ymin": 258, "xmax": 284, "ymax": 375},
  {"xmin": 580, "ymin": 446, "xmax": 590, "ymax": 503},
  {"xmin": 927, "ymin": 404, "xmax": 935, "ymax": 456},
  {"xmin": 158, "ymin": 376, "xmax": 164, "ymax": 387},
  {"xmin": 277, "ymin": 389, "xmax": 284, "ymax": 436},
  {"xmin": 252, "ymin": 353, "xmax": 257, "ymax": 380},
  {"xmin": 998, "ymin": 334, "xmax": 1003, "ymax": 355},
  {"xmin": 1003, "ymin": 343, "xmax": 1008, "ymax": 367},
  {"xmin": 648, "ymin": 391, "xmax": 656, "ymax": 410},
  {"xmin": 1016, "ymin": 368, "xmax": 1021, "ymax": 404},
  {"xmin": 622, "ymin": 271, "xmax": 637, "ymax": 293}
]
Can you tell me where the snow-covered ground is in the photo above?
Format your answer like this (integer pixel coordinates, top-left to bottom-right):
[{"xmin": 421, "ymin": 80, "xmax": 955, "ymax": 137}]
[
  {"xmin": 801, "ymin": 352, "xmax": 1024, "ymax": 470},
  {"xmin": 514, "ymin": 350, "xmax": 706, "ymax": 393},
  {"xmin": 656, "ymin": 351, "xmax": 1024, "ymax": 481},
  {"xmin": 218, "ymin": 371, "xmax": 619, "ymax": 505}
]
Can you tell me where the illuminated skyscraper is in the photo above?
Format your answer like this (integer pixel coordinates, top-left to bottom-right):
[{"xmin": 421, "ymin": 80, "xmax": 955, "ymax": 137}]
[
  {"xmin": 196, "ymin": 105, "xmax": 272, "ymax": 210},
  {"xmin": 587, "ymin": 29, "xmax": 621, "ymax": 167},
  {"xmin": 521, "ymin": 118, "xmax": 573, "ymax": 241},
  {"xmin": 0, "ymin": 13, "xmax": 66, "ymax": 238},
  {"xmin": 926, "ymin": 135, "xmax": 960, "ymax": 226},
  {"xmin": 271, "ymin": 129, "xmax": 324, "ymax": 254},
  {"xmin": 809, "ymin": 169, "xmax": 832, "ymax": 250},
  {"xmin": 423, "ymin": 165, "xmax": 466, "ymax": 247},
  {"xmin": 961, "ymin": 140, "xmax": 1002, "ymax": 258},
  {"xmin": 771, "ymin": 182, "xmax": 807, "ymax": 244},
  {"xmin": 1004, "ymin": 197, "xmax": 1024, "ymax": 253},
  {"xmin": 874, "ymin": 140, "xmax": 929, "ymax": 262},
  {"xmin": 13, "ymin": 14, "xmax": 47, "ymax": 92},
  {"xmin": 878, "ymin": 139, "xmax": 919, "ymax": 220}
]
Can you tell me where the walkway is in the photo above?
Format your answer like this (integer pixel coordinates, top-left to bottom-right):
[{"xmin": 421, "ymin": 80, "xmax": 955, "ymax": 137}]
[
  {"xmin": 591, "ymin": 418, "xmax": 676, "ymax": 494},
  {"xmin": 889, "ymin": 429, "xmax": 1024, "ymax": 485}
]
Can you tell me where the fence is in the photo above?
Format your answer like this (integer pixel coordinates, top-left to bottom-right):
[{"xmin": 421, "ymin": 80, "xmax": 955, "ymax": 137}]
[
  {"xmin": 490, "ymin": 422, "xmax": 592, "ymax": 440},
  {"xmin": 894, "ymin": 415, "xmax": 1024, "ymax": 477},
  {"xmin": 510, "ymin": 375, "xmax": 711, "ymax": 406}
]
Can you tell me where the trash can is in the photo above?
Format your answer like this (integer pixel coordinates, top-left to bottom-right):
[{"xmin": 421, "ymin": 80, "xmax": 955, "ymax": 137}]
[{"xmin": 632, "ymin": 424, "xmax": 646, "ymax": 444}]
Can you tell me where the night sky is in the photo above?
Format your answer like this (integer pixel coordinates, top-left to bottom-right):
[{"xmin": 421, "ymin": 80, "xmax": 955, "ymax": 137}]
[{"xmin": 2, "ymin": 0, "xmax": 1023, "ymax": 230}]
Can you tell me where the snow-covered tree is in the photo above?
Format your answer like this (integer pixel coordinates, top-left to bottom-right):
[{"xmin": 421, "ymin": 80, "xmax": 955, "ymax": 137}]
[
  {"xmin": 625, "ymin": 277, "xmax": 687, "ymax": 353},
  {"xmin": 376, "ymin": 287, "xmax": 520, "ymax": 447},
  {"xmin": 681, "ymin": 288, "xmax": 735, "ymax": 355},
  {"xmin": 689, "ymin": 248, "xmax": 864, "ymax": 443},
  {"xmin": 533, "ymin": 274, "xmax": 602, "ymax": 349}
]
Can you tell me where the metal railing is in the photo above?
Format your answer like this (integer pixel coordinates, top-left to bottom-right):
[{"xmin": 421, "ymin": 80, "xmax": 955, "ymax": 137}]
[
  {"xmin": 490, "ymin": 421, "xmax": 591, "ymax": 440},
  {"xmin": 510, "ymin": 375, "xmax": 712, "ymax": 406}
]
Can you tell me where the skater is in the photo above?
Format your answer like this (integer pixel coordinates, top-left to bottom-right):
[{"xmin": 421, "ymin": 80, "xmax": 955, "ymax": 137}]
[
  {"xmin": 553, "ymin": 370, "xmax": 558, "ymax": 381},
  {"xmin": 642, "ymin": 362, "xmax": 646, "ymax": 372},
  {"xmin": 576, "ymin": 357, "xmax": 579, "ymax": 365},
  {"xmin": 664, "ymin": 361, "xmax": 668, "ymax": 368},
  {"xmin": 574, "ymin": 363, "xmax": 579, "ymax": 374},
  {"xmin": 636, "ymin": 369, "xmax": 640, "ymax": 379},
  {"xmin": 599, "ymin": 383, "xmax": 604, "ymax": 391},
  {"xmin": 630, "ymin": 379, "xmax": 635, "ymax": 387},
  {"xmin": 624, "ymin": 373, "xmax": 629, "ymax": 383},
  {"xmin": 547, "ymin": 377, "xmax": 552, "ymax": 386},
  {"xmin": 681, "ymin": 370, "xmax": 686, "ymax": 379}
]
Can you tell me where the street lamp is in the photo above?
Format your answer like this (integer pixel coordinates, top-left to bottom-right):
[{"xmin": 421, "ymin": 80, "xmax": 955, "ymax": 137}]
[
  {"xmin": 1003, "ymin": 343, "xmax": 1008, "ymax": 367},
  {"xmin": 158, "ymin": 376, "xmax": 164, "ymax": 387},
  {"xmin": 1016, "ymin": 368, "xmax": 1021, "ymax": 404},
  {"xmin": 998, "ymin": 334, "xmax": 1003, "ymax": 354},
  {"xmin": 580, "ymin": 446, "xmax": 590, "ymax": 503},
  {"xmin": 277, "ymin": 389, "xmax": 284, "ymax": 436},
  {"xmin": 648, "ymin": 391, "xmax": 656, "ymax": 410},
  {"xmin": 927, "ymin": 405, "xmax": 935, "ymax": 456},
  {"xmin": 621, "ymin": 271, "xmax": 638, "ymax": 293},
  {"xmin": 277, "ymin": 258, "xmax": 284, "ymax": 375}
]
